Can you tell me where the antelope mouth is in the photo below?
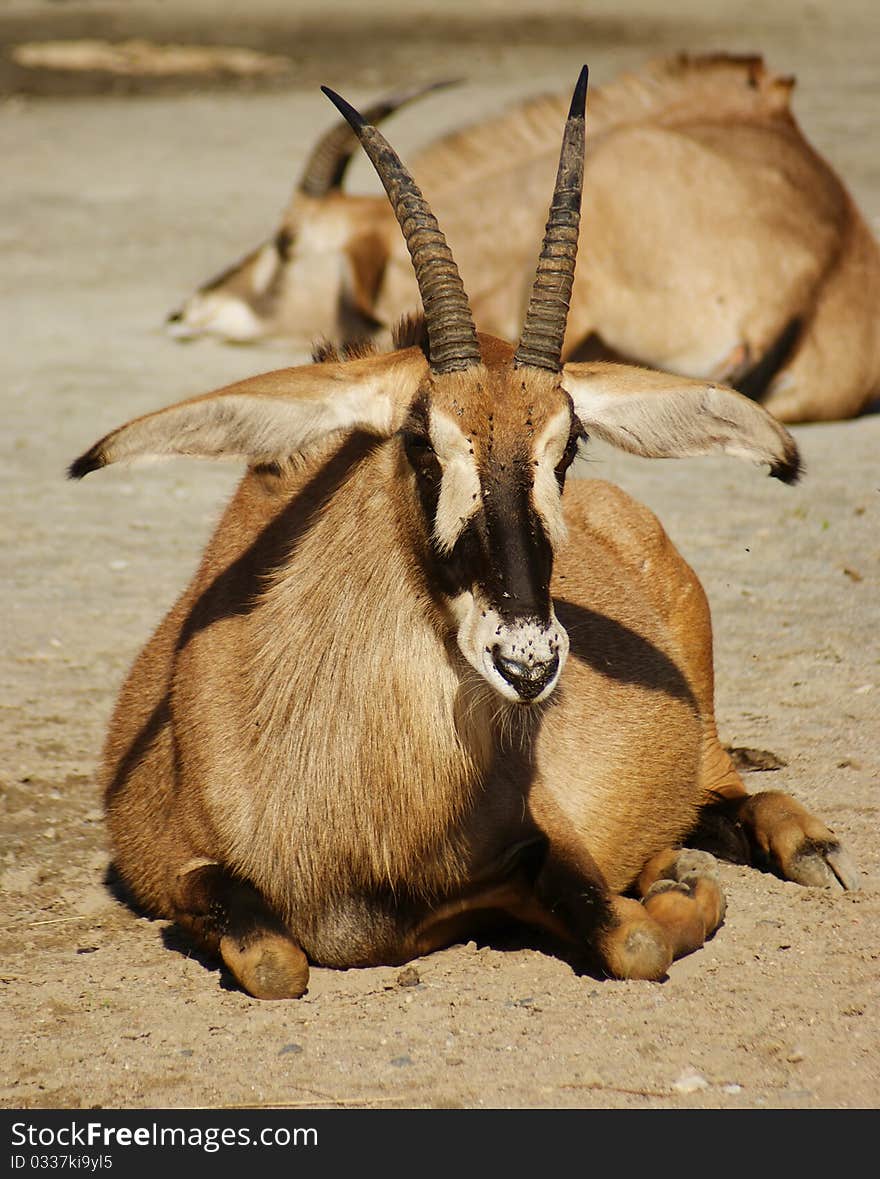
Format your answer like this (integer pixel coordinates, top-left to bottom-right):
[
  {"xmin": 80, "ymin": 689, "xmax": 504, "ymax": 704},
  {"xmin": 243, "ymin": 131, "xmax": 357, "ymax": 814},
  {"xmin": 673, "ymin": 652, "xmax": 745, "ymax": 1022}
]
[
  {"xmin": 166, "ymin": 308, "xmax": 200, "ymax": 340},
  {"xmin": 491, "ymin": 645, "xmax": 561, "ymax": 703},
  {"xmin": 457, "ymin": 601, "xmax": 569, "ymax": 705}
]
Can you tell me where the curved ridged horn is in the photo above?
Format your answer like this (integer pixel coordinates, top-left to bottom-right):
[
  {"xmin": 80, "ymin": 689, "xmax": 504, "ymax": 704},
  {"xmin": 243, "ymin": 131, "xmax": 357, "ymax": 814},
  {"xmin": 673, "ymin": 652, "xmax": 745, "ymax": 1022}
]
[
  {"xmin": 300, "ymin": 79, "xmax": 459, "ymax": 198},
  {"xmin": 514, "ymin": 65, "xmax": 589, "ymax": 372},
  {"xmin": 322, "ymin": 85, "xmax": 481, "ymax": 374}
]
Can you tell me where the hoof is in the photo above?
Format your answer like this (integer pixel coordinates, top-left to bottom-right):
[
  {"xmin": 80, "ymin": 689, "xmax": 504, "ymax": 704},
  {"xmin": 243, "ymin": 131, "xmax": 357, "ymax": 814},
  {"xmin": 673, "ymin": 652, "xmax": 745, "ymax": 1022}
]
[
  {"xmin": 220, "ymin": 932, "xmax": 310, "ymax": 1000},
  {"xmin": 602, "ymin": 898, "xmax": 673, "ymax": 981},
  {"xmin": 789, "ymin": 841, "xmax": 861, "ymax": 890},
  {"xmin": 610, "ymin": 923, "xmax": 673, "ymax": 981},
  {"xmin": 643, "ymin": 883, "xmax": 707, "ymax": 959}
]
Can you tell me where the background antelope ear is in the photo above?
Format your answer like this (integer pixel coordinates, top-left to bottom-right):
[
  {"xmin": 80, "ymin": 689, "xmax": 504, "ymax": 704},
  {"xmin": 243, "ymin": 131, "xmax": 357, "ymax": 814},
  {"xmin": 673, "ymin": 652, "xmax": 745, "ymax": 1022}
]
[
  {"xmin": 562, "ymin": 361, "xmax": 801, "ymax": 483},
  {"xmin": 68, "ymin": 350, "xmax": 428, "ymax": 478},
  {"xmin": 340, "ymin": 232, "xmax": 389, "ymax": 327}
]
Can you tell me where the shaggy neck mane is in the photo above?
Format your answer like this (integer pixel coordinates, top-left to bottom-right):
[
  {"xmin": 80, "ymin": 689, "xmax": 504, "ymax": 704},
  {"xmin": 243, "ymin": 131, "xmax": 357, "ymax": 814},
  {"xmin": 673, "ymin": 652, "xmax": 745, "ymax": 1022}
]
[
  {"xmin": 234, "ymin": 431, "xmax": 499, "ymax": 914},
  {"xmin": 311, "ymin": 313, "xmax": 430, "ymax": 365}
]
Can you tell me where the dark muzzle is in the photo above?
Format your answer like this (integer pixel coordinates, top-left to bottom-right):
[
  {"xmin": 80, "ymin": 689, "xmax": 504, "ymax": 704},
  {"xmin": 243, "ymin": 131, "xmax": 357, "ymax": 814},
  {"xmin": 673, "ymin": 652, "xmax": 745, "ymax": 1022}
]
[{"xmin": 492, "ymin": 649, "xmax": 559, "ymax": 701}]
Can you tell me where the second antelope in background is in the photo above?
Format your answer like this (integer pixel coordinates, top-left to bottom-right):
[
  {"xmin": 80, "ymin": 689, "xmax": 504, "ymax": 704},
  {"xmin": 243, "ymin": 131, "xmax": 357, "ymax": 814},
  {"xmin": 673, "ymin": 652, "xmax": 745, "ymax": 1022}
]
[
  {"xmin": 167, "ymin": 55, "xmax": 880, "ymax": 424},
  {"xmin": 73, "ymin": 68, "xmax": 857, "ymax": 1001}
]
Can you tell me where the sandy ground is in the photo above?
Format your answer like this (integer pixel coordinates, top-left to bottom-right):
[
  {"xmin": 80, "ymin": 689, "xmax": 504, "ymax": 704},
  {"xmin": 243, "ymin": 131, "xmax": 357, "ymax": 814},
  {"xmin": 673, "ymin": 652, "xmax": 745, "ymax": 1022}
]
[{"xmin": 1, "ymin": 0, "xmax": 878, "ymax": 1111}]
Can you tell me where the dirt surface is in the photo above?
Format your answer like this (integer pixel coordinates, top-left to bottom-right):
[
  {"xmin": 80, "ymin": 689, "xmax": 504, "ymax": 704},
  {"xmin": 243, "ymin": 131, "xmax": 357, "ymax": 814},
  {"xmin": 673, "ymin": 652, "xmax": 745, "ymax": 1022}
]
[{"xmin": 1, "ymin": 0, "xmax": 878, "ymax": 1111}]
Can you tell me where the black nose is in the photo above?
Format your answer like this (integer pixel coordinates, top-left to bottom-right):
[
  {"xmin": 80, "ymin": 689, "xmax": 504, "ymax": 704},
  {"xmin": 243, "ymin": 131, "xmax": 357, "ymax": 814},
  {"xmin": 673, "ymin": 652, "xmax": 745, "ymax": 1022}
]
[
  {"xmin": 493, "ymin": 650, "xmax": 559, "ymax": 700},
  {"xmin": 166, "ymin": 309, "xmax": 182, "ymax": 323}
]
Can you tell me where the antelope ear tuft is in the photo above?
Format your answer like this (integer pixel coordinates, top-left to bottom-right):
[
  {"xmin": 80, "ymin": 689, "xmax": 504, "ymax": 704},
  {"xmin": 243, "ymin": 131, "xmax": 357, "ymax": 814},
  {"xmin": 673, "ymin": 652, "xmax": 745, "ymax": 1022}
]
[
  {"xmin": 768, "ymin": 443, "xmax": 803, "ymax": 485},
  {"xmin": 68, "ymin": 450, "xmax": 105, "ymax": 480}
]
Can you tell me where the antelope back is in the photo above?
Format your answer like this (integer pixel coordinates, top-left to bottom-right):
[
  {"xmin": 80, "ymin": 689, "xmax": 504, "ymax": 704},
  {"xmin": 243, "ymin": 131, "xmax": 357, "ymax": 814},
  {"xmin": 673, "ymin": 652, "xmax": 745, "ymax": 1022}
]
[{"xmin": 396, "ymin": 54, "xmax": 880, "ymax": 419}]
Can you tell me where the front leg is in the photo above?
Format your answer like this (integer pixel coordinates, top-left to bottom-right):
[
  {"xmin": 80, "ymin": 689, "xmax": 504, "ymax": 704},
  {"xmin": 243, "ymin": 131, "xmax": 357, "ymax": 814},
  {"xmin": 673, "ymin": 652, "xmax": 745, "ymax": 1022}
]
[
  {"xmin": 173, "ymin": 861, "xmax": 310, "ymax": 1000},
  {"xmin": 716, "ymin": 790, "xmax": 859, "ymax": 889},
  {"xmin": 529, "ymin": 832, "xmax": 731, "ymax": 980},
  {"xmin": 696, "ymin": 743, "xmax": 860, "ymax": 889},
  {"xmin": 528, "ymin": 792, "xmax": 680, "ymax": 981}
]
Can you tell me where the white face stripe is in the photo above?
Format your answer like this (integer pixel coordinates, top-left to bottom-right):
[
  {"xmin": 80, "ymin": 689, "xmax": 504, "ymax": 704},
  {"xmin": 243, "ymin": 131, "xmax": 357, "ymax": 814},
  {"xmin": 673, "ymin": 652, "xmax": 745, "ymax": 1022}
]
[
  {"xmin": 427, "ymin": 405, "xmax": 573, "ymax": 554},
  {"xmin": 429, "ymin": 408, "xmax": 481, "ymax": 553},
  {"xmin": 531, "ymin": 406, "xmax": 571, "ymax": 549}
]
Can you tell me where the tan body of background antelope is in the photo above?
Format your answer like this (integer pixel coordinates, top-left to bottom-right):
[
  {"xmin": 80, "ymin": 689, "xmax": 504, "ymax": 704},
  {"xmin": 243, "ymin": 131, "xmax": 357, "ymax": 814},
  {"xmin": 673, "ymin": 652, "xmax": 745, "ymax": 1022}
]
[
  {"xmin": 168, "ymin": 53, "xmax": 880, "ymax": 425},
  {"xmin": 71, "ymin": 69, "xmax": 858, "ymax": 1000}
]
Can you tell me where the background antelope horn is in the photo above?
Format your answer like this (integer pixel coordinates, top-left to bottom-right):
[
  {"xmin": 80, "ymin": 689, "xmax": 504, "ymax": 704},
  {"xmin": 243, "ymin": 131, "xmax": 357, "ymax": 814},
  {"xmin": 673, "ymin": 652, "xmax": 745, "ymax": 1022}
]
[
  {"xmin": 300, "ymin": 79, "xmax": 460, "ymax": 197},
  {"xmin": 514, "ymin": 64, "xmax": 589, "ymax": 372}
]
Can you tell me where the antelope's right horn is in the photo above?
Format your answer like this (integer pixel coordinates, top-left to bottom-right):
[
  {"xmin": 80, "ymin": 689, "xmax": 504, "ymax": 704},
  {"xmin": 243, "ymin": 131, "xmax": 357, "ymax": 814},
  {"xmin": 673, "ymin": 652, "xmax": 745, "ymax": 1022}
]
[
  {"xmin": 322, "ymin": 84, "xmax": 482, "ymax": 375},
  {"xmin": 514, "ymin": 65, "xmax": 589, "ymax": 373}
]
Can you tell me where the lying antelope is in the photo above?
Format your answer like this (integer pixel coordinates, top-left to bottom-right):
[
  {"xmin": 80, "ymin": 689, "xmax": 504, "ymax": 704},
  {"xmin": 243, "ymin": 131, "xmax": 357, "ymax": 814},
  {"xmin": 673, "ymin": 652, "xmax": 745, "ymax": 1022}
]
[
  {"xmin": 167, "ymin": 54, "xmax": 880, "ymax": 424},
  {"xmin": 74, "ymin": 68, "xmax": 857, "ymax": 1001},
  {"xmin": 166, "ymin": 79, "xmax": 456, "ymax": 350}
]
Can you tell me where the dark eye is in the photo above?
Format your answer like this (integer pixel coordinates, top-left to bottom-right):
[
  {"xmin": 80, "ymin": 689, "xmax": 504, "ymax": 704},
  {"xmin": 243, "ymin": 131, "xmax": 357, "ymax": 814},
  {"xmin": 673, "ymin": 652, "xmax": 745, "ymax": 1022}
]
[
  {"xmin": 274, "ymin": 227, "xmax": 294, "ymax": 262},
  {"xmin": 554, "ymin": 428, "xmax": 586, "ymax": 489},
  {"xmin": 403, "ymin": 432, "xmax": 440, "ymax": 479}
]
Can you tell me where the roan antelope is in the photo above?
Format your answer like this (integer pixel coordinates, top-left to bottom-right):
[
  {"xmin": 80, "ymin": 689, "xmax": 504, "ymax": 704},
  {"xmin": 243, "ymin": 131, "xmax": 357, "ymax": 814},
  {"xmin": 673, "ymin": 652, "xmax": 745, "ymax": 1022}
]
[
  {"xmin": 166, "ymin": 54, "xmax": 880, "ymax": 424},
  {"xmin": 72, "ymin": 68, "xmax": 858, "ymax": 1000},
  {"xmin": 166, "ymin": 78, "xmax": 457, "ymax": 350}
]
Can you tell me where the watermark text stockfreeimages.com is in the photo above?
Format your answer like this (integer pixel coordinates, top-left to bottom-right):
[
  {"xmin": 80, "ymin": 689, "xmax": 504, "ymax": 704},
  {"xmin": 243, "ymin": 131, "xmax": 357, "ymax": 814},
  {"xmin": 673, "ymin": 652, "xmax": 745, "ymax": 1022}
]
[{"xmin": 10, "ymin": 1119, "xmax": 317, "ymax": 1157}]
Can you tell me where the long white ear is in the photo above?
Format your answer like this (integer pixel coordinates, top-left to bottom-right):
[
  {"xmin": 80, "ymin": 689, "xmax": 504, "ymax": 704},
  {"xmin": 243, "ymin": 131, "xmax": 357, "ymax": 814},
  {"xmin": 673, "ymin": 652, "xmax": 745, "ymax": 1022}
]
[
  {"xmin": 69, "ymin": 350, "xmax": 427, "ymax": 478},
  {"xmin": 562, "ymin": 361, "xmax": 801, "ymax": 483}
]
